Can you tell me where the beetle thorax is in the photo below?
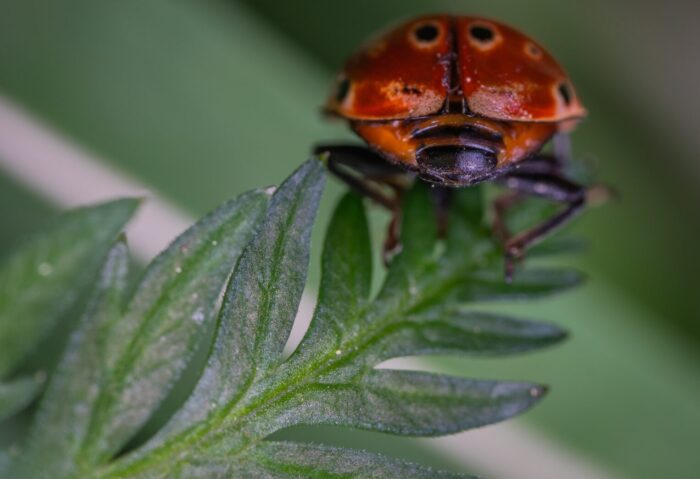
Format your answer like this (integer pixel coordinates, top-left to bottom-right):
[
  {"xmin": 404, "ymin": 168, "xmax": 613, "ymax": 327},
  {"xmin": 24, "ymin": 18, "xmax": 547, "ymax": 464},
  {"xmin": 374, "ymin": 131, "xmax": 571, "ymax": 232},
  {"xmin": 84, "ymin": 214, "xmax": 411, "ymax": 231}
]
[{"xmin": 351, "ymin": 114, "xmax": 557, "ymax": 187}]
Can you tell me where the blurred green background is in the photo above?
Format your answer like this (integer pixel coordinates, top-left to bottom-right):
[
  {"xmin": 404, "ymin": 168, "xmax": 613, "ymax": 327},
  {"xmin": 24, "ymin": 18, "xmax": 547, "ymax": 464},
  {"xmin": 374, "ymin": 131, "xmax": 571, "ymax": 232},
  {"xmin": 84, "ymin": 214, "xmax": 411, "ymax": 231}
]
[{"xmin": 0, "ymin": 1, "xmax": 698, "ymax": 478}]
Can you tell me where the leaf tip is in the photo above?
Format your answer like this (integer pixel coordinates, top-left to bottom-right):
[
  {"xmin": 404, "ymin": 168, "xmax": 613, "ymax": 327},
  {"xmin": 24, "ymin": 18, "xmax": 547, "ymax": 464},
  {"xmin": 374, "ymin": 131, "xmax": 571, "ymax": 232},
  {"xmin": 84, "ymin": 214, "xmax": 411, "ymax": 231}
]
[
  {"xmin": 110, "ymin": 196, "xmax": 142, "ymax": 215},
  {"xmin": 568, "ymin": 269, "xmax": 588, "ymax": 287},
  {"xmin": 541, "ymin": 322, "xmax": 569, "ymax": 345},
  {"xmin": 513, "ymin": 383, "xmax": 550, "ymax": 411},
  {"xmin": 530, "ymin": 384, "xmax": 549, "ymax": 399}
]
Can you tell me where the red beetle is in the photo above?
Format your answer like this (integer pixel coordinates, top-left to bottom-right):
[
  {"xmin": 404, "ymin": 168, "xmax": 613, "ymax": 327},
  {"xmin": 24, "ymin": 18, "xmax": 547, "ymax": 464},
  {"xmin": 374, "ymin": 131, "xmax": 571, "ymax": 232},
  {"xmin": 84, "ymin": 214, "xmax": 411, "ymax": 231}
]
[{"xmin": 316, "ymin": 15, "xmax": 600, "ymax": 280}]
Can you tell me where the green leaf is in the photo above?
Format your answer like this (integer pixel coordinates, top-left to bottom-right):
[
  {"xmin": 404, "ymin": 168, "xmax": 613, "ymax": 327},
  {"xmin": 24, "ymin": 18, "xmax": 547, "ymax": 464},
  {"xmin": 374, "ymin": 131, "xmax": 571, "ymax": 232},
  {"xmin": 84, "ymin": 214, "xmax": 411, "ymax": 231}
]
[
  {"xmin": 454, "ymin": 268, "xmax": 585, "ymax": 302},
  {"xmin": 0, "ymin": 375, "xmax": 44, "ymax": 421},
  {"xmin": 398, "ymin": 183, "xmax": 438, "ymax": 267},
  {"xmin": 263, "ymin": 370, "xmax": 546, "ymax": 437},
  {"xmin": 135, "ymin": 159, "xmax": 325, "ymax": 452},
  {"xmin": 378, "ymin": 185, "xmax": 438, "ymax": 300},
  {"xmin": 217, "ymin": 159, "xmax": 325, "ymax": 376},
  {"xmin": 312, "ymin": 191, "xmax": 372, "ymax": 332},
  {"xmin": 367, "ymin": 310, "xmax": 568, "ymax": 363},
  {"xmin": 8, "ymin": 161, "xmax": 581, "ymax": 478},
  {"xmin": 445, "ymin": 187, "xmax": 487, "ymax": 257},
  {"xmin": 234, "ymin": 441, "xmax": 475, "ymax": 478},
  {"xmin": 0, "ymin": 199, "xmax": 138, "ymax": 379},
  {"xmin": 292, "ymin": 192, "xmax": 372, "ymax": 362},
  {"xmin": 12, "ymin": 240, "xmax": 130, "ymax": 479},
  {"xmin": 80, "ymin": 189, "xmax": 270, "ymax": 463}
]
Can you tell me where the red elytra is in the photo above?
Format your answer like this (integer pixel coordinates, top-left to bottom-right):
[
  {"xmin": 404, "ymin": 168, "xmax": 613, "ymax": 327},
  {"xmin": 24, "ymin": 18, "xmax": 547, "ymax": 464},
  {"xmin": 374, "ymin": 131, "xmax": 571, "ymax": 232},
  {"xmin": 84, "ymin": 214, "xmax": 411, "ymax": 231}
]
[{"xmin": 328, "ymin": 15, "xmax": 585, "ymax": 123}]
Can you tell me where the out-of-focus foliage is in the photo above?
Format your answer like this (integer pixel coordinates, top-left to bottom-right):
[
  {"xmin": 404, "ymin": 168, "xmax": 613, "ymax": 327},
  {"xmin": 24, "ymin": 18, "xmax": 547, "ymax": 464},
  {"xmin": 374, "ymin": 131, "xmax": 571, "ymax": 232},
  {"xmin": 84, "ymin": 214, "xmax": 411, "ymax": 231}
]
[
  {"xmin": 0, "ymin": 200, "xmax": 137, "ymax": 421},
  {"xmin": 0, "ymin": 200, "xmax": 138, "ymax": 379}
]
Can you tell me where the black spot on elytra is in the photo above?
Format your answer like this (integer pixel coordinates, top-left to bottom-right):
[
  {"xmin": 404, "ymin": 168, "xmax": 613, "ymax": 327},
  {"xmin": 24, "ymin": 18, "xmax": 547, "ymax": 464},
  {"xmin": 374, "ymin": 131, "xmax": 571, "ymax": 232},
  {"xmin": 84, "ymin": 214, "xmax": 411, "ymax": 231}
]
[
  {"xmin": 470, "ymin": 25, "xmax": 494, "ymax": 42},
  {"xmin": 558, "ymin": 83, "xmax": 572, "ymax": 106},
  {"xmin": 336, "ymin": 78, "xmax": 350, "ymax": 102},
  {"xmin": 414, "ymin": 24, "xmax": 439, "ymax": 43}
]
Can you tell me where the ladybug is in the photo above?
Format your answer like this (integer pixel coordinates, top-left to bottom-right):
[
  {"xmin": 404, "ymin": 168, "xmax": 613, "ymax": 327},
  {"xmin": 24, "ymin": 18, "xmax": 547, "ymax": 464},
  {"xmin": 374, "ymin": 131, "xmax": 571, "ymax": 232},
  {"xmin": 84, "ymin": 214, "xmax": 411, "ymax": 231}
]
[{"xmin": 316, "ymin": 15, "xmax": 599, "ymax": 280}]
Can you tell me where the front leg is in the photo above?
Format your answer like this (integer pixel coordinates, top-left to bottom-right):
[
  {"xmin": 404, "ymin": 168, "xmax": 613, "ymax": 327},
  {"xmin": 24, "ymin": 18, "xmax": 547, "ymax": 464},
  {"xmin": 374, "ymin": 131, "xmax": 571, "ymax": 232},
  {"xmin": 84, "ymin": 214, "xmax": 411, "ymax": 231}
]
[
  {"xmin": 494, "ymin": 166, "xmax": 588, "ymax": 282},
  {"xmin": 314, "ymin": 144, "xmax": 412, "ymax": 261}
]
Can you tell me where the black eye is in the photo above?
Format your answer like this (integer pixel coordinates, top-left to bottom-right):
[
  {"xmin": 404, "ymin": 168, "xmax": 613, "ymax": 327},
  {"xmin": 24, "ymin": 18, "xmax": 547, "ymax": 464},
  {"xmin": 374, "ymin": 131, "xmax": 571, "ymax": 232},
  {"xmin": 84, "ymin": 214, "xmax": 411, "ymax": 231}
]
[
  {"xmin": 470, "ymin": 25, "xmax": 494, "ymax": 42},
  {"xmin": 558, "ymin": 83, "xmax": 572, "ymax": 106},
  {"xmin": 336, "ymin": 78, "xmax": 350, "ymax": 102},
  {"xmin": 414, "ymin": 24, "xmax": 439, "ymax": 43}
]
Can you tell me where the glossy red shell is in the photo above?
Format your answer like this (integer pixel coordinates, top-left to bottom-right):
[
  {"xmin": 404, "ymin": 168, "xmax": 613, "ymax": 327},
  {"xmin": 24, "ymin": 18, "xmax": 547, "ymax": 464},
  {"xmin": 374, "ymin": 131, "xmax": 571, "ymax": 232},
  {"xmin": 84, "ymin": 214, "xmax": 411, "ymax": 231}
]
[{"xmin": 327, "ymin": 15, "xmax": 586, "ymax": 123}]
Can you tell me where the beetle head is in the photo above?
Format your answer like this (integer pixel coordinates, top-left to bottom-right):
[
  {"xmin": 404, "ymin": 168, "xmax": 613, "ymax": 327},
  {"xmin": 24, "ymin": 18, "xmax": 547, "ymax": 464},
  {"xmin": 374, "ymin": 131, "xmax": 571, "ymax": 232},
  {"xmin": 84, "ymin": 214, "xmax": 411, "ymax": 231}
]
[{"xmin": 416, "ymin": 145, "xmax": 497, "ymax": 186}]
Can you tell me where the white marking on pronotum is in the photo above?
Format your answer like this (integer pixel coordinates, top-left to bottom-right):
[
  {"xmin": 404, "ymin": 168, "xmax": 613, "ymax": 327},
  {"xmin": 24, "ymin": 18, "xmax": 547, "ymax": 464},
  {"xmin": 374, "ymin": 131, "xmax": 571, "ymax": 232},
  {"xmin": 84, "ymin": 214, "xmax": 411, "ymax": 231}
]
[{"xmin": 0, "ymin": 93, "xmax": 617, "ymax": 479}]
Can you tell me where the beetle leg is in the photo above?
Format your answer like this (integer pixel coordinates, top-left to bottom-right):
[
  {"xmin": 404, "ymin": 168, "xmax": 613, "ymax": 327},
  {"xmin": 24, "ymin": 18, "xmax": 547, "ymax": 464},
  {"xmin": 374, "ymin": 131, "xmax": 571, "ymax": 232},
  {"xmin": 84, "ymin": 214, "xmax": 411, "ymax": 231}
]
[
  {"xmin": 314, "ymin": 144, "xmax": 412, "ymax": 262},
  {"xmin": 552, "ymin": 132, "xmax": 572, "ymax": 166},
  {"xmin": 383, "ymin": 212, "xmax": 402, "ymax": 263},
  {"xmin": 430, "ymin": 186, "xmax": 453, "ymax": 238},
  {"xmin": 314, "ymin": 144, "xmax": 410, "ymax": 207},
  {"xmin": 492, "ymin": 191, "xmax": 524, "ymax": 244},
  {"xmin": 511, "ymin": 153, "xmax": 563, "ymax": 176},
  {"xmin": 495, "ymin": 171, "xmax": 586, "ymax": 282}
]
